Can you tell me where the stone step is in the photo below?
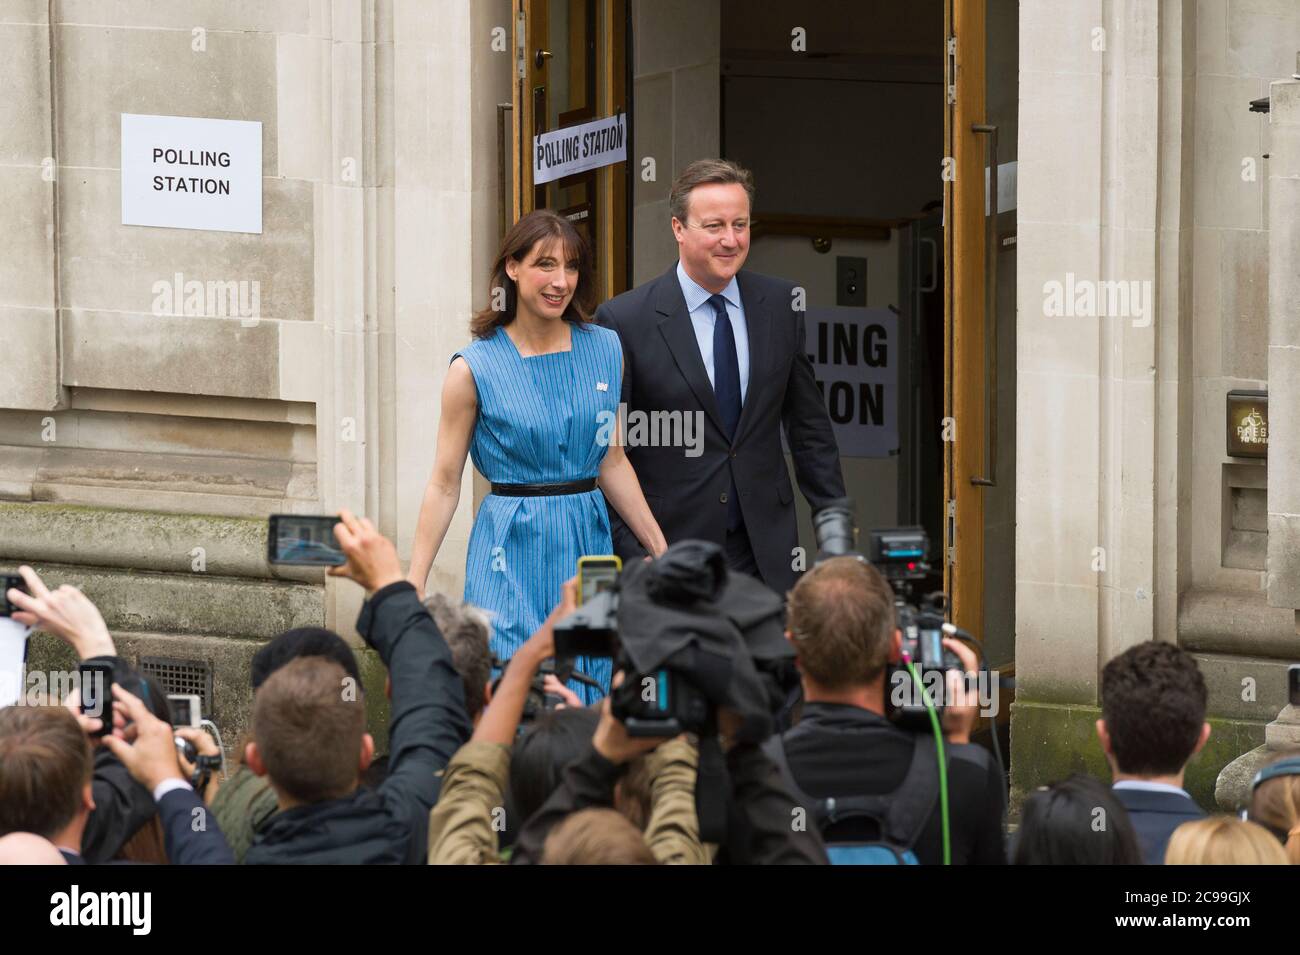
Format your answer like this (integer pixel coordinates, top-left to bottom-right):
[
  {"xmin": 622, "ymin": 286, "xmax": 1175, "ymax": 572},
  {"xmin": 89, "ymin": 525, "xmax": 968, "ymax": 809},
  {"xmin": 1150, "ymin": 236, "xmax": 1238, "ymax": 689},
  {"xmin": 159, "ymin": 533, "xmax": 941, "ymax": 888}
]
[
  {"xmin": 0, "ymin": 444, "xmax": 317, "ymax": 520},
  {"xmin": 0, "ymin": 559, "xmax": 322, "ymax": 641},
  {"xmin": 0, "ymin": 500, "xmax": 320, "ymax": 583}
]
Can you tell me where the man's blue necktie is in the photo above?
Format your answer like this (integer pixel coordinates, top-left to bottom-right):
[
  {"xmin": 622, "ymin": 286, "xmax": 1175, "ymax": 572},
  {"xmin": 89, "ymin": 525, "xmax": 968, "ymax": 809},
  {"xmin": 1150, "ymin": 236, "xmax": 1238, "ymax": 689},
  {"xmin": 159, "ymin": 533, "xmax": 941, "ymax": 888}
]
[{"xmin": 709, "ymin": 294, "xmax": 742, "ymax": 530}]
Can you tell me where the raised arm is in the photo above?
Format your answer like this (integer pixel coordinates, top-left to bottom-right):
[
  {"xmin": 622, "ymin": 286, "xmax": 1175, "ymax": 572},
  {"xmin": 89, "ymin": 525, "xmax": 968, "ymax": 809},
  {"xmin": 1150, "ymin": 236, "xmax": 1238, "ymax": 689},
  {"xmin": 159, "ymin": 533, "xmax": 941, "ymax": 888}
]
[{"xmin": 408, "ymin": 356, "xmax": 478, "ymax": 596}]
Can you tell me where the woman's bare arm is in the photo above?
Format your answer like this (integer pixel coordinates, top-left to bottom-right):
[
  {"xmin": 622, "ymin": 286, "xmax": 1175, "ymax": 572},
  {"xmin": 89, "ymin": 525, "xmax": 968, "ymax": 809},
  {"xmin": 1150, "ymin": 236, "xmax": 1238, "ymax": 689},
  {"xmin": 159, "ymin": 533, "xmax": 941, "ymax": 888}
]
[{"xmin": 408, "ymin": 358, "xmax": 478, "ymax": 596}]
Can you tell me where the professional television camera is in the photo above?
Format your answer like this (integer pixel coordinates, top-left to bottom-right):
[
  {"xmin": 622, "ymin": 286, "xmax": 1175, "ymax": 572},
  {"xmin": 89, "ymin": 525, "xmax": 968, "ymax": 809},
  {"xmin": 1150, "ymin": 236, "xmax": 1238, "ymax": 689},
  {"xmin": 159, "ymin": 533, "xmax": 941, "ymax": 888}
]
[
  {"xmin": 552, "ymin": 543, "xmax": 790, "ymax": 739},
  {"xmin": 811, "ymin": 500, "xmax": 962, "ymax": 731}
]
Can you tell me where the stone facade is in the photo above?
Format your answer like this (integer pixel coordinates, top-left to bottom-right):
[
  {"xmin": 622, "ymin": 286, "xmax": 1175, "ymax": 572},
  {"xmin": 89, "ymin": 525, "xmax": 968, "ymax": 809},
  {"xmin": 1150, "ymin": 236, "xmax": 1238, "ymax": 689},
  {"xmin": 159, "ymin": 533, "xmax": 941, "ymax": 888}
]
[
  {"xmin": 0, "ymin": 0, "xmax": 512, "ymax": 750},
  {"xmin": 1012, "ymin": 0, "xmax": 1300, "ymax": 809}
]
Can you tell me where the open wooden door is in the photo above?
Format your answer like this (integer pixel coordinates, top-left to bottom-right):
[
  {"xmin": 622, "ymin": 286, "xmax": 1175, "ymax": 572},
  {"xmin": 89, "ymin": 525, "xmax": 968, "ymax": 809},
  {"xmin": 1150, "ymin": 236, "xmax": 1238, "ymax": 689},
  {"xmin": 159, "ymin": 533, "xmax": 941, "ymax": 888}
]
[
  {"xmin": 943, "ymin": 0, "xmax": 990, "ymax": 639},
  {"xmin": 512, "ymin": 0, "xmax": 631, "ymax": 300}
]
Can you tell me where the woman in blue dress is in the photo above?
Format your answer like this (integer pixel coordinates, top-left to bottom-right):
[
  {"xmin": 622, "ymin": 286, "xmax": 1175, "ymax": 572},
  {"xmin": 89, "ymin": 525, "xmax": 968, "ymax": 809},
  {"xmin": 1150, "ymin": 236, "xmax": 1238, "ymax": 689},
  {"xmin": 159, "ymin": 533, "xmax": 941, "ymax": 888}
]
[{"xmin": 407, "ymin": 210, "xmax": 667, "ymax": 703}]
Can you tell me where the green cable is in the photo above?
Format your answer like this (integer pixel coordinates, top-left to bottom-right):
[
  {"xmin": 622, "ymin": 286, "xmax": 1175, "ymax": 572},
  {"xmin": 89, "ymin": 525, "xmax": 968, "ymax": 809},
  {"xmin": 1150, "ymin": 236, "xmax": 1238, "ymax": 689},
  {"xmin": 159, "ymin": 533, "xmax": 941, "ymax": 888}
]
[{"xmin": 904, "ymin": 657, "xmax": 950, "ymax": 865}]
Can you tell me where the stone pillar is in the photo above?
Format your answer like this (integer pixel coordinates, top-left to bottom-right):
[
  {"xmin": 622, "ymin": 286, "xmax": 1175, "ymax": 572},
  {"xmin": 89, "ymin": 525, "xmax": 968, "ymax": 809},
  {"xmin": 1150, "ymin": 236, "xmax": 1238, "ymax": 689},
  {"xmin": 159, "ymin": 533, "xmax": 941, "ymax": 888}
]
[
  {"xmin": 1218, "ymin": 72, "xmax": 1300, "ymax": 810},
  {"xmin": 1011, "ymin": 0, "xmax": 1195, "ymax": 800}
]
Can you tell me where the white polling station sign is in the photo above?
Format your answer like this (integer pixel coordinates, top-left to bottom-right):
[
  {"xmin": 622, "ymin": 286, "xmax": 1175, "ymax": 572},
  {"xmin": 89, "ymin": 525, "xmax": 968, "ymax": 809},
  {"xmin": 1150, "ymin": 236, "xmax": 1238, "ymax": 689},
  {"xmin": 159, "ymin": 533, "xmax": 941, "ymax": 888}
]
[
  {"xmin": 121, "ymin": 113, "xmax": 263, "ymax": 234},
  {"xmin": 533, "ymin": 113, "xmax": 627, "ymax": 186},
  {"xmin": 802, "ymin": 307, "xmax": 898, "ymax": 458}
]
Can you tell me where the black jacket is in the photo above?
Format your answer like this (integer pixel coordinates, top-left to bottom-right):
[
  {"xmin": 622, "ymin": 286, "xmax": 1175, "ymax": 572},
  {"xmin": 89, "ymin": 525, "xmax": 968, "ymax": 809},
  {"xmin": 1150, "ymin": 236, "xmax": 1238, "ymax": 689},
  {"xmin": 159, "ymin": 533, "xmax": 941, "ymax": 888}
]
[
  {"xmin": 1111, "ymin": 786, "xmax": 1204, "ymax": 865},
  {"xmin": 80, "ymin": 655, "xmax": 165, "ymax": 864},
  {"xmin": 244, "ymin": 582, "xmax": 472, "ymax": 865},
  {"xmin": 510, "ymin": 739, "xmax": 828, "ymax": 865},
  {"xmin": 64, "ymin": 785, "xmax": 234, "ymax": 864},
  {"xmin": 596, "ymin": 267, "xmax": 846, "ymax": 594},
  {"xmin": 157, "ymin": 786, "xmax": 234, "ymax": 864},
  {"xmin": 778, "ymin": 703, "xmax": 1006, "ymax": 864}
]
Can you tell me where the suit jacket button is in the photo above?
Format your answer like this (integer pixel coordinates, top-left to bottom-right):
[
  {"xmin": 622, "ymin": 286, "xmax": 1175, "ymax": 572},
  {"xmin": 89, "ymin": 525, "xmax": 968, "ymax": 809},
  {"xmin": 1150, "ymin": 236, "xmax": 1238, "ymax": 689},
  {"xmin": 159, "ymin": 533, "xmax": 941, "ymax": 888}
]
[
  {"xmin": 719, "ymin": 492, "xmax": 728, "ymax": 504},
  {"xmin": 729, "ymin": 450, "xmax": 736, "ymax": 458}
]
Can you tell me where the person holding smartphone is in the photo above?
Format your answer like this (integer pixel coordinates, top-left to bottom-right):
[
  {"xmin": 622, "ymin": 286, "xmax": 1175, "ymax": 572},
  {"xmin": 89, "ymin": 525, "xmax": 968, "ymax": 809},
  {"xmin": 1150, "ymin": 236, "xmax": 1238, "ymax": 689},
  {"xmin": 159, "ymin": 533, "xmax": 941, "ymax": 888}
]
[{"xmin": 406, "ymin": 211, "xmax": 666, "ymax": 704}]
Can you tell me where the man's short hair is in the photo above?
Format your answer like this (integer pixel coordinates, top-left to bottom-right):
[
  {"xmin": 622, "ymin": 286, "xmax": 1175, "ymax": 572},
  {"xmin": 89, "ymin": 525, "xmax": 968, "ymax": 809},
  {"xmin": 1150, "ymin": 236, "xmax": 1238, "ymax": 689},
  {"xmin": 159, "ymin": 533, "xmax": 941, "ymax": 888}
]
[
  {"xmin": 668, "ymin": 158, "xmax": 755, "ymax": 224},
  {"xmin": 423, "ymin": 593, "xmax": 492, "ymax": 720},
  {"xmin": 252, "ymin": 656, "xmax": 364, "ymax": 804},
  {"xmin": 0, "ymin": 706, "xmax": 91, "ymax": 839},
  {"xmin": 541, "ymin": 808, "xmax": 657, "ymax": 865},
  {"xmin": 1100, "ymin": 641, "xmax": 1206, "ymax": 776},
  {"xmin": 251, "ymin": 627, "xmax": 361, "ymax": 692},
  {"xmin": 786, "ymin": 556, "xmax": 895, "ymax": 688}
]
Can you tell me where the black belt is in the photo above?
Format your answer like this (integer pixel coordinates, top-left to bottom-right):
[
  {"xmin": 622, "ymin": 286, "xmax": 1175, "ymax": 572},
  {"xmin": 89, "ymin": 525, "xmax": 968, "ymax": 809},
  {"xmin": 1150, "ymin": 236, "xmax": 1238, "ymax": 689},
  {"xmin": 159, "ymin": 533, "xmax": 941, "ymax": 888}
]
[{"xmin": 491, "ymin": 478, "xmax": 598, "ymax": 497}]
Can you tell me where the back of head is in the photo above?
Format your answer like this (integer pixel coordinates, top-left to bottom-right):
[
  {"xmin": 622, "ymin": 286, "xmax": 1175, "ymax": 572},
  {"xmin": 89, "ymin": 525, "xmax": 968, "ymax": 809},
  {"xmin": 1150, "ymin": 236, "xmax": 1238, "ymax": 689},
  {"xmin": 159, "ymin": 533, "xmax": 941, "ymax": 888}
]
[
  {"xmin": 510, "ymin": 707, "xmax": 601, "ymax": 825},
  {"xmin": 1248, "ymin": 751, "xmax": 1300, "ymax": 865},
  {"xmin": 0, "ymin": 831, "xmax": 68, "ymax": 865},
  {"xmin": 251, "ymin": 626, "xmax": 360, "ymax": 692},
  {"xmin": 1013, "ymin": 773, "xmax": 1142, "ymax": 865},
  {"xmin": 1164, "ymin": 815, "xmax": 1289, "ymax": 865},
  {"xmin": 423, "ymin": 592, "xmax": 492, "ymax": 721},
  {"xmin": 786, "ymin": 556, "xmax": 894, "ymax": 689},
  {"xmin": 252, "ymin": 656, "xmax": 364, "ymax": 804},
  {"xmin": 541, "ymin": 808, "xmax": 657, "ymax": 865},
  {"xmin": 1100, "ymin": 641, "xmax": 1206, "ymax": 776},
  {"xmin": 0, "ymin": 706, "xmax": 91, "ymax": 840}
]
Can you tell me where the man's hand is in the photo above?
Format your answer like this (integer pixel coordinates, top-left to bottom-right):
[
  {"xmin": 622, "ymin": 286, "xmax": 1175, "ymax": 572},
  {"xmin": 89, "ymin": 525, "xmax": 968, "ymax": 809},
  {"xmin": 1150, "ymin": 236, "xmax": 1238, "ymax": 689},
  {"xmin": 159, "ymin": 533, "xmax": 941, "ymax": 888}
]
[
  {"xmin": 101, "ymin": 685, "xmax": 185, "ymax": 792},
  {"xmin": 591, "ymin": 672, "xmax": 662, "ymax": 764},
  {"xmin": 518, "ymin": 576, "xmax": 580, "ymax": 663},
  {"xmin": 175, "ymin": 727, "xmax": 221, "ymax": 797},
  {"xmin": 64, "ymin": 686, "xmax": 126, "ymax": 746},
  {"xmin": 6, "ymin": 566, "xmax": 115, "ymax": 660},
  {"xmin": 940, "ymin": 638, "xmax": 981, "ymax": 745},
  {"xmin": 542, "ymin": 675, "xmax": 583, "ymax": 709},
  {"xmin": 327, "ymin": 509, "xmax": 405, "ymax": 593}
]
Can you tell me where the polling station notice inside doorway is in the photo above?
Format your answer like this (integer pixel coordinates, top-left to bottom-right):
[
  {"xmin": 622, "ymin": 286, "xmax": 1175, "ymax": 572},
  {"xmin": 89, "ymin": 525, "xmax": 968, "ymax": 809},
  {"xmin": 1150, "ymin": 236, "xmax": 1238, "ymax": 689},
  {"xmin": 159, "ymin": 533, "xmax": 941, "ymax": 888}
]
[
  {"xmin": 121, "ymin": 113, "xmax": 263, "ymax": 234},
  {"xmin": 799, "ymin": 307, "xmax": 898, "ymax": 458},
  {"xmin": 533, "ymin": 113, "xmax": 627, "ymax": 185}
]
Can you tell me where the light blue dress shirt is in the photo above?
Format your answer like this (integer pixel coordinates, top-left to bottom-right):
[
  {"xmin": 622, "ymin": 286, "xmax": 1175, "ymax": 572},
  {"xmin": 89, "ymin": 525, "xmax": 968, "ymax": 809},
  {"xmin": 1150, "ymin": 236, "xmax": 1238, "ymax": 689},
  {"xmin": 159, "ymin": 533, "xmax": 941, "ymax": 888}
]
[{"xmin": 676, "ymin": 260, "xmax": 750, "ymax": 404}]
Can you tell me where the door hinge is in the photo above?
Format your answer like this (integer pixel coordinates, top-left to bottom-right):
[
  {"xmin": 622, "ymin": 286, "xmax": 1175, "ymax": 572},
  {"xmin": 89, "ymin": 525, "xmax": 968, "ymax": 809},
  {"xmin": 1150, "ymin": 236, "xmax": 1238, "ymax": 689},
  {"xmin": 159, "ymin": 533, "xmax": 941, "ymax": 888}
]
[
  {"xmin": 946, "ymin": 499, "xmax": 957, "ymax": 564},
  {"xmin": 516, "ymin": 10, "xmax": 527, "ymax": 79},
  {"xmin": 946, "ymin": 36, "xmax": 957, "ymax": 105}
]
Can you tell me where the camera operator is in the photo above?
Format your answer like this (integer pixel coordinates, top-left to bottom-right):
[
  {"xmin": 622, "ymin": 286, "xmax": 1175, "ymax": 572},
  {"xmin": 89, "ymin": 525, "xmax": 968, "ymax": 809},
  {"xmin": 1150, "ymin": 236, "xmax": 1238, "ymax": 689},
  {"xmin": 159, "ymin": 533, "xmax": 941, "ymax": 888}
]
[
  {"xmin": 428, "ymin": 578, "xmax": 707, "ymax": 864},
  {"xmin": 242, "ymin": 509, "xmax": 472, "ymax": 865},
  {"xmin": 508, "ymin": 669, "xmax": 825, "ymax": 865},
  {"xmin": 773, "ymin": 556, "xmax": 1006, "ymax": 864}
]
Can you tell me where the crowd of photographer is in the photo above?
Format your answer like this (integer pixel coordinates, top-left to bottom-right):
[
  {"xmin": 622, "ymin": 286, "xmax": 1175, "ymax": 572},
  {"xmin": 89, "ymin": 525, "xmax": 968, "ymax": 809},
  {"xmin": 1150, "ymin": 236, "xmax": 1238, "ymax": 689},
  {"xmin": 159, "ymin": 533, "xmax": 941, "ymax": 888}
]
[{"xmin": 1, "ymin": 507, "xmax": 1298, "ymax": 866}]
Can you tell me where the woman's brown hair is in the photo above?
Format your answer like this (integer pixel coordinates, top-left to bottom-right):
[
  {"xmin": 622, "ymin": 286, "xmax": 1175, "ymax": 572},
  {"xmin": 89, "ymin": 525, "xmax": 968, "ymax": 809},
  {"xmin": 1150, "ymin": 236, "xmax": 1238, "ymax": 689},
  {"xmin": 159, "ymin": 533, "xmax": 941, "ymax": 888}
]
[{"xmin": 470, "ymin": 209, "xmax": 596, "ymax": 340}]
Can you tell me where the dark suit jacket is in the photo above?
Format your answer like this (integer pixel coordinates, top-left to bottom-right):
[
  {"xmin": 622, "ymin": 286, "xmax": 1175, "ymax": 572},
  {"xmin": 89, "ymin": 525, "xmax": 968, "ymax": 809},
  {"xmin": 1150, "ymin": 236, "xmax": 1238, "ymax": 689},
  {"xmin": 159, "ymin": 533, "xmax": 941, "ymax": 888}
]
[
  {"xmin": 596, "ymin": 266, "xmax": 845, "ymax": 594},
  {"xmin": 1112, "ymin": 786, "xmax": 1204, "ymax": 864},
  {"xmin": 157, "ymin": 787, "xmax": 234, "ymax": 865}
]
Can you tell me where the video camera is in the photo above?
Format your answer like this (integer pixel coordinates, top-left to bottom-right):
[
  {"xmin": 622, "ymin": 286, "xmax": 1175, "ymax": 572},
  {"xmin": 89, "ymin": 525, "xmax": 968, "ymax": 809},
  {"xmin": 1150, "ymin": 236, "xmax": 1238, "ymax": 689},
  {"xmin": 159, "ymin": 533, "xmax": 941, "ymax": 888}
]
[
  {"xmin": 812, "ymin": 500, "xmax": 961, "ymax": 731},
  {"xmin": 553, "ymin": 585, "xmax": 715, "ymax": 737},
  {"xmin": 552, "ymin": 542, "xmax": 792, "ymax": 740}
]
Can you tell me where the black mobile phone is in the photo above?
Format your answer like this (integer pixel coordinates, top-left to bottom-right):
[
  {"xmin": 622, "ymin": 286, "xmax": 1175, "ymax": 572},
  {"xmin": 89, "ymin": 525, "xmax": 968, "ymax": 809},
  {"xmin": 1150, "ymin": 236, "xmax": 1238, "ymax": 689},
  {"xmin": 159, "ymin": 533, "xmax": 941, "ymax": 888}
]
[
  {"xmin": 1, "ymin": 574, "xmax": 27, "ymax": 617},
  {"xmin": 1289, "ymin": 664, "xmax": 1300, "ymax": 707},
  {"xmin": 267, "ymin": 515, "xmax": 346, "ymax": 566},
  {"xmin": 78, "ymin": 661, "xmax": 114, "ymax": 737}
]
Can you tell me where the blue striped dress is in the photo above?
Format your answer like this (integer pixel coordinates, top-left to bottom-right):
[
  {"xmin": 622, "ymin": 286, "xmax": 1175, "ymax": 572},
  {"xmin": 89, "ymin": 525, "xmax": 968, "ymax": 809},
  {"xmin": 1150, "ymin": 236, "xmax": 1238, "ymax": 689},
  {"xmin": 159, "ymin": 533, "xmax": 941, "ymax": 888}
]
[{"xmin": 453, "ymin": 321, "xmax": 622, "ymax": 703}]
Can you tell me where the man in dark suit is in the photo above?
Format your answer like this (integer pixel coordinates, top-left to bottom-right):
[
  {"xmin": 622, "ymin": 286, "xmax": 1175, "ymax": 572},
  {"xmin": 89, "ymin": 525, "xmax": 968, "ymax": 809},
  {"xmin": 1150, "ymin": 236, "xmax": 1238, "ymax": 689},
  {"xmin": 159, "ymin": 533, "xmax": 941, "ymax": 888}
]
[
  {"xmin": 1096, "ymin": 641, "xmax": 1210, "ymax": 864},
  {"xmin": 597, "ymin": 159, "xmax": 845, "ymax": 594}
]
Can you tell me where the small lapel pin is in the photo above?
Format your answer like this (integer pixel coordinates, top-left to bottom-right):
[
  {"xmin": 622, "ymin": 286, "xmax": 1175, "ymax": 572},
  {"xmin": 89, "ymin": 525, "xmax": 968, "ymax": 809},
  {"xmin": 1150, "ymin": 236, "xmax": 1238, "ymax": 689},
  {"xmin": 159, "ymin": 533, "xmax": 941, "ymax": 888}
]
[{"xmin": 596, "ymin": 381, "xmax": 608, "ymax": 391}]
